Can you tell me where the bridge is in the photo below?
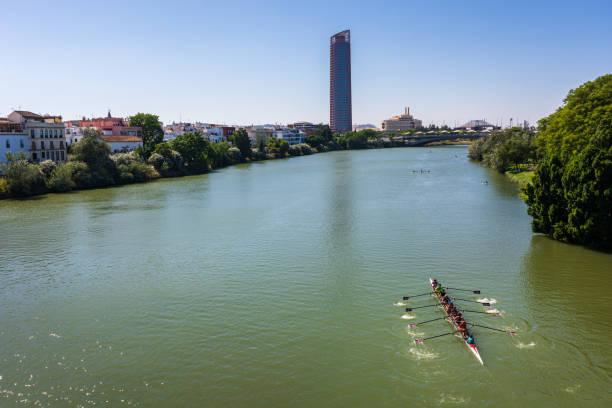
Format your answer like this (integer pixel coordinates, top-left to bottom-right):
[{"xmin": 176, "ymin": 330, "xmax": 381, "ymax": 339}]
[{"xmin": 385, "ymin": 131, "xmax": 490, "ymax": 147}]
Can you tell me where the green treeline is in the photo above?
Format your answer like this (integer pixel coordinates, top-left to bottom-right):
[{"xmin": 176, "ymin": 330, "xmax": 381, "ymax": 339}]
[
  {"xmin": 468, "ymin": 128, "xmax": 537, "ymax": 172},
  {"xmin": 470, "ymin": 74, "xmax": 612, "ymax": 250}
]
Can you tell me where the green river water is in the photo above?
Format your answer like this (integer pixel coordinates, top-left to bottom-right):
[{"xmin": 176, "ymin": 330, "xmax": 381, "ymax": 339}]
[{"xmin": 1, "ymin": 146, "xmax": 611, "ymax": 407}]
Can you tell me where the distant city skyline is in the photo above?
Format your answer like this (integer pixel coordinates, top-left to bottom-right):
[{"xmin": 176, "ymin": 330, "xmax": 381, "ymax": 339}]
[{"xmin": 2, "ymin": 1, "xmax": 611, "ymax": 127}]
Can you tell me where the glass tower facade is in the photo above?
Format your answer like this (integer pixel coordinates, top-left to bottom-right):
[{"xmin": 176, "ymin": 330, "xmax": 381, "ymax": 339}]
[{"xmin": 330, "ymin": 30, "xmax": 352, "ymax": 134}]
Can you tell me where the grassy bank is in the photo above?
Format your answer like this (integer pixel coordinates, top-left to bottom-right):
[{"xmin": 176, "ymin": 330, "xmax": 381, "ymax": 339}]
[{"xmin": 505, "ymin": 170, "xmax": 534, "ymax": 188}]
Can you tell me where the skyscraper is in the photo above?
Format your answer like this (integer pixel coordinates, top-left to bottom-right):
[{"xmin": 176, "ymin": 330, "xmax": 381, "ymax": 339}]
[{"xmin": 330, "ymin": 30, "xmax": 352, "ymax": 134}]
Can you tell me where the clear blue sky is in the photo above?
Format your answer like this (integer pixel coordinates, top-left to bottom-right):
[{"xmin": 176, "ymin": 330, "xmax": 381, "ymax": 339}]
[{"xmin": 2, "ymin": 0, "xmax": 611, "ymax": 127}]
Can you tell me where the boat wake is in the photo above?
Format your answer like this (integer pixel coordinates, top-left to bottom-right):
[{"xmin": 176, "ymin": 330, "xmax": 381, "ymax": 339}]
[
  {"xmin": 486, "ymin": 308, "xmax": 501, "ymax": 315},
  {"xmin": 439, "ymin": 394, "xmax": 470, "ymax": 404},
  {"xmin": 394, "ymin": 302, "xmax": 407, "ymax": 306},
  {"xmin": 477, "ymin": 297, "xmax": 497, "ymax": 304},
  {"xmin": 564, "ymin": 384, "xmax": 581, "ymax": 393},
  {"xmin": 516, "ymin": 342, "xmax": 536, "ymax": 349},
  {"xmin": 408, "ymin": 347, "xmax": 438, "ymax": 360},
  {"xmin": 400, "ymin": 313, "xmax": 415, "ymax": 320}
]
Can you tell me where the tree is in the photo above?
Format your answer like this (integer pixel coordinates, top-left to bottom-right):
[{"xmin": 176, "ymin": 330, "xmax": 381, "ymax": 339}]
[
  {"xmin": 210, "ymin": 141, "xmax": 231, "ymax": 168},
  {"xmin": 70, "ymin": 128, "xmax": 118, "ymax": 187},
  {"xmin": 129, "ymin": 113, "xmax": 164, "ymax": 158},
  {"xmin": 168, "ymin": 132, "xmax": 211, "ymax": 173},
  {"xmin": 231, "ymin": 128, "xmax": 251, "ymax": 160},
  {"xmin": 468, "ymin": 127, "xmax": 536, "ymax": 172},
  {"xmin": 279, "ymin": 139, "xmax": 289, "ymax": 157},
  {"xmin": 537, "ymin": 74, "xmax": 612, "ymax": 159},
  {"xmin": 498, "ymin": 139, "xmax": 532, "ymax": 172}
]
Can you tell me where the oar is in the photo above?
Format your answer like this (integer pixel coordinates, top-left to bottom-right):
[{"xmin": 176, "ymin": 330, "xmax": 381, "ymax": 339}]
[
  {"xmin": 402, "ymin": 292, "xmax": 433, "ymax": 300},
  {"xmin": 461, "ymin": 309, "xmax": 500, "ymax": 316},
  {"xmin": 408, "ymin": 317, "xmax": 446, "ymax": 327},
  {"xmin": 452, "ymin": 297, "xmax": 490, "ymax": 306},
  {"xmin": 414, "ymin": 332, "xmax": 455, "ymax": 343},
  {"xmin": 445, "ymin": 287, "xmax": 481, "ymax": 294},
  {"xmin": 471, "ymin": 323, "xmax": 516, "ymax": 335},
  {"xmin": 405, "ymin": 304, "xmax": 439, "ymax": 312}
]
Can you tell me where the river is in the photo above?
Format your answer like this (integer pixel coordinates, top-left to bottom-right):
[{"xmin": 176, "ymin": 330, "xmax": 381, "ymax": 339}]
[{"xmin": 1, "ymin": 146, "xmax": 611, "ymax": 407}]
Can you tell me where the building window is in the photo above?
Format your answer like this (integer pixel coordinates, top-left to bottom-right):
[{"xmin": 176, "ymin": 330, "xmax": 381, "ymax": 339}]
[
  {"xmin": 41, "ymin": 151, "xmax": 45, "ymax": 159},
  {"xmin": 30, "ymin": 129, "xmax": 35, "ymax": 138},
  {"xmin": 59, "ymin": 130, "xmax": 63, "ymax": 137},
  {"xmin": 41, "ymin": 141, "xmax": 45, "ymax": 149},
  {"xmin": 44, "ymin": 129, "xmax": 48, "ymax": 138},
  {"xmin": 32, "ymin": 152, "xmax": 38, "ymax": 161},
  {"xmin": 5, "ymin": 140, "xmax": 9, "ymax": 148},
  {"xmin": 54, "ymin": 129, "xmax": 58, "ymax": 138},
  {"xmin": 61, "ymin": 151, "xmax": 65, "ymax": 160},
  {"xmin": 20, "ymin": 139, "xmax": 24, "ymax": 148}
]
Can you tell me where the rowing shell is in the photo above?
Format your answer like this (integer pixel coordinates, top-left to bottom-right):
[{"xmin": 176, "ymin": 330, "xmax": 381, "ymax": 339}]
[{"xmin": 429, "ymin": 278, "xmax": 484, "ymax": 365}]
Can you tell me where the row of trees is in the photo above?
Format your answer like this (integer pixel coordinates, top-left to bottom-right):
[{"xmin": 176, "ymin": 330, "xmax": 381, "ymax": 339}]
[
  {"xmin": 525, "ymin": 74, "xmax": 612, "ymax": 250},
  {"xmin": 467, "ymin": 74, "xmax": 612, "ymax": 250}
]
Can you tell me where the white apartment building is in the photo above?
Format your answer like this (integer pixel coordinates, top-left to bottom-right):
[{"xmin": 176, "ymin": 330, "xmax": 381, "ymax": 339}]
[
  {"xmin": 64, "ymin": 121, "xmax": 84, "ymax": 145},
  {"xmin": 7, "ymin": 111, "xmax": 67, "ymax": 162},
  {"xmin": 274, "ymin": 128, "xmax": 306, "ymax": 145}
]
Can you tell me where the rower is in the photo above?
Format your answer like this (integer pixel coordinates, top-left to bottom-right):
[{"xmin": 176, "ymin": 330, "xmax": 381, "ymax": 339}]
[
  {"xmin": 435, "ymin": 284, "xmax": 443, "ymax": 294},
  {"xmin": 467, "ymin": 336, "xmax": 475, "ymax": 345}
]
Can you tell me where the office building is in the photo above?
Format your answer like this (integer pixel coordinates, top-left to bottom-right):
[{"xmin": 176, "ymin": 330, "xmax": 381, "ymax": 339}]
[{"xmin": 330, "ymin": 30, "xmax": 352, "ymax": 134}]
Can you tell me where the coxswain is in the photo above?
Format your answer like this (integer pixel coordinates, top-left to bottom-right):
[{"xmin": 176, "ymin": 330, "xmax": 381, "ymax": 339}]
[{"xmin": 432, "ymin": 278, "xmax": 438, "ymax": 287}]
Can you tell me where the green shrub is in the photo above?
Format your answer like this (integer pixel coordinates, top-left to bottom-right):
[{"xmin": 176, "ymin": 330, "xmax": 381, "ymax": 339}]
[
  {"xmin": 288, "ymin": 145, "xmax": 302, "ymax": 156},
  {"xmin": 0, "ymin": 152, "xmax": 45, "ymax": 196},
  {"xmin": 226, "ymin": 147, "xmax": 242, "ymax": 162},
  {"xmin": 297, "ymin": 143, "xmax": 312, "ymax": 155},
  {"xmin": 65, "ymin": 161, "xmax": 92, "ymax": 188},
  {"xmin": 38, "ymin": 160, "xmax": 57, "ymax": 180},
  {"xmin": 112, "ymin": 152, "xmax": 155, "ymax": 184},
  {"xmin": 47, "ymin": 163, "xmax": 76, "ymax": 192}
]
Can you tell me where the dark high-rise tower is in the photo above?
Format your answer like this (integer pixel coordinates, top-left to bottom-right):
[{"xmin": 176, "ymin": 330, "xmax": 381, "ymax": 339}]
[{"xmin": 330, "ymin": 30, "xmax": 352, "ymax": 134}]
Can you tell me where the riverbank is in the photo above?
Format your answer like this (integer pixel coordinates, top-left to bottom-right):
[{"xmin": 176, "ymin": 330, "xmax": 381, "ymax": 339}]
[
  {"xmin": 0, "ymin": 140, "xmax": 460, "ymax": 200},
  {"xmin": 506, "ymin": 170, "xmax": 534, "ymax": 188}
]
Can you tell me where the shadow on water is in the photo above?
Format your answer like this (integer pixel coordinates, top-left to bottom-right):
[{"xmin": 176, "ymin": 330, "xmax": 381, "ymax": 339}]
[{"xmin": 521, "ymin": 234, "xmax": 612, "ymax": 350}]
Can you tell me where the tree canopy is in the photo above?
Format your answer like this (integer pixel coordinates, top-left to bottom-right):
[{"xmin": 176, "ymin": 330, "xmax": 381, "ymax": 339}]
[
  {"xmin": 537, "ymin": 74, "xmax": 612, "ymax": 158},
  {"xmin": 129, "ymin": 113, "xmax": 164, "ymax": 157},
  {"xmin": 231, "ymin": 128, "xmax": 251, "ymax": 160},
  {"xmin": 526, "ymin": 120, "xmax": 612, "ymax": 249},
  {"xmin": 168, "ymin": 132, "xmax": 212, "ymax": 173}
]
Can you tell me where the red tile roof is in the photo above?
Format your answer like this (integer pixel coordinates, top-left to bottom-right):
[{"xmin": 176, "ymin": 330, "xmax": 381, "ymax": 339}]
[{"xmin": 99, "ymin": 135, "xmax": 142, "ymax": 143}]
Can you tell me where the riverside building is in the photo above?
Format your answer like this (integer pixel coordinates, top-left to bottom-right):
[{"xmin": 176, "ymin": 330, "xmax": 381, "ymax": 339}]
[
  {"xmin": 7, "ymin": 111, "xmax": 66, "ymax": 162},
  {"xmin": 330, "ymin": 30, "xmax": 352, "ymax": 134},
  {"xmin": 0, "ymin": 118, "xmax": 29, "ymax": 163},
  {"xmin": 381, "ymin": 107, "xmax": 422, "ymax": 132}
]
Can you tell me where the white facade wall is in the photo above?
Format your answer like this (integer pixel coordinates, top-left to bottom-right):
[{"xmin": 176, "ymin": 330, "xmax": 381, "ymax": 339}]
[
  {"xmin": 64, "ymin": 125, "xmax": 84, "ymax": 145},
  {"xmin": 202, "ymin": 127, "xmax": 225, "ymax": 143},
  {"xmin": 24, "ymin": 122, "xmax": 67, "ymax": 162},
  {"xmin": 0, "ymin": 132, "xmax": 30, "ymax": 163},
  {"xmin": 274, "ymin": 129, "xmax": 306, "ymax": 145}
]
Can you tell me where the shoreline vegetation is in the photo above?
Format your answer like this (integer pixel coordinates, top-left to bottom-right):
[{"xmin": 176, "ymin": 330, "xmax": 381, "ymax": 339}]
[
  {"xmin": 469, "ymin": 74, "xmax": 612, "ymax": 250},
  {"xmin": 0, "ymin": 125, "xmax": 462, "ymax": 200}
]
